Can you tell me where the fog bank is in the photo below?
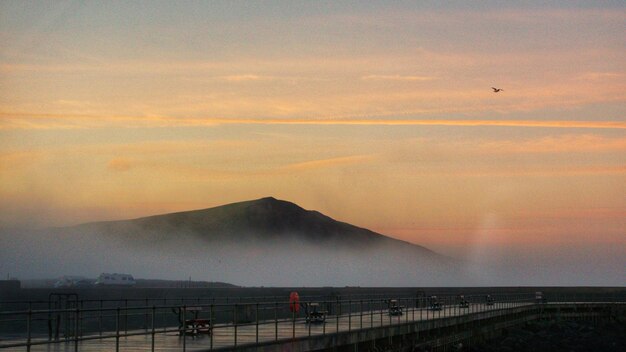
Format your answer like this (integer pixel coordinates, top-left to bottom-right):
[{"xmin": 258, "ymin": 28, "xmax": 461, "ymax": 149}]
[{"xmin": 1, "ymin": 227, "xmax": 623, "ymax": 287}]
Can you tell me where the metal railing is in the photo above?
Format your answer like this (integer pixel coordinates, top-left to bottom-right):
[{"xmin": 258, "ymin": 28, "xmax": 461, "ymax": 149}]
[{"xmin": 1, "ymin": 292, "xmax": 624, "ymax": 351}]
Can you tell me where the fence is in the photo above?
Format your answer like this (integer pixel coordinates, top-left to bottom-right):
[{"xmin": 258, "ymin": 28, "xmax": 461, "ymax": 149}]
[{"xmin": 1, "ymin": 292, "xmax": 624, "ymax": 351}]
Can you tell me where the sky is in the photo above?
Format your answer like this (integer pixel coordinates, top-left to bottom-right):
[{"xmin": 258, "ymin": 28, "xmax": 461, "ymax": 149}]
[{"xmin": 0, "ymin": 1, "xmax": 625, "ymax": 282}]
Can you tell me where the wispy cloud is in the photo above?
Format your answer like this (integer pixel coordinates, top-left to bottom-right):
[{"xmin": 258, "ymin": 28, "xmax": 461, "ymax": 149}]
[
  {"xmin": 389, "ymin": 164, "xmax": 626, "ymax": 179},
  {"xmin": 107, "ymin": 157, "xmax": 135, "ymax": 172},
  {"xmin": 221, "ymin": 74, "xmax": 273, "ymax": 82},
  {"xmin": 221, "ymin": 118, "xmax": 626, "ymax": 130},
  {"xmin": 575, "ymin": 72, "xmax": 625, "ymax": 81},
  {"xmin": 361, "ymin": 75, "xmax": 436, "ymax": 81},
  {"xmin": 2, "ymin": 112, "xmax": 625, "ymax": 130},
  {"xmin": 477, "ymin": 135, "xmax": 626, "ymax": 154},
  {"xmin": 283, "ymin": 155, "xmax": 376, "ymax": 172},
  {"xmin": 457, "ymin": 165, "xmax": 626, "ymax": 178}
]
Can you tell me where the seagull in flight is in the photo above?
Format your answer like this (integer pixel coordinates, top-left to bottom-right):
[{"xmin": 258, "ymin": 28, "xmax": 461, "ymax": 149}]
[{"xmin": 492, "ymin": 87, "xmax": 503, "ymax": 93}]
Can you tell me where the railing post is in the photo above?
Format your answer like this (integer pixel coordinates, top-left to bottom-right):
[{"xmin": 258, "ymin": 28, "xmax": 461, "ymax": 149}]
[
  {"xmin": 145, "ymin": 298, "xmax": 149, "ymax": 330},
  {"xmin": 388, "ymin": 299, "xmax": 392, "ymax": 325},
  {"xmin": 367, "ymin": 298, "xmax": 374, "ymax": 328},
  {"xmin": 210, "ymin": 304, "xmax": 214, "ymax": 351},
  {"xmin": 417, "ymin": 298, "xmax": 424, "ymax": 321},
  {"xmin": 27, "ymin": 308, "xmax": 32, "ymax": 352},
  {"xmin": 163, "ymin": 298, "xmax": 167, "ymax": 333},
  {"xmin": 79, "ymin": 300, "xmax": 83, "ymax": 338},
  {"xmin": 439, "ymin": 299, "xmax": 442, "ymax": 319},
  {"xmin": 307, "ymin": 303, "xmax": 312, "ymax": 336},
  {"xmin": 115, "ymin": 307, "xmax": 120, "ymax": 352},
  {"xmin": 348, "ymin": 299, "xmax": 351, "ymax": 331},
  {"xmin": 256, "ymin": 303, "xmax": 259, "ymax": 344},
  {"xmin": 274, "ymin": 301, "xmax": 278, "ymax": 341},
  {"xmin": 74, "ymin": 307, "xmax": 79, "ymax": 352},
  {"xmin": 124, "ymin": 299, "xmax": 128, "ymax": 335},
  {"xmin": 182, "ymin": 305, "xmax": 187, "ymax": 352},
  {"xmin": 336, "ymin": 300, "xmax": 340, "ymax": 333},
  {"xmin": 291, "ymin": 303, "xmax": 295, "ymax": 339},
  {"xmin": 151, "ymin": 305, "xmax": 156, "ymax": 352},
  {"xmin": 99, "ymin": 300, "xmax": 103, "ymax": 336},
  {"xmin": 323, "ymin": 300, "xmax": 326, "ymax": 335},
  {"xmin": 360, "ymin": 299, "xmax": 363, "ymax": 329},
  {"xmin": 63, "ymin": 300, "xmax": 69, "ymax": 340},
  {"xmin": 47, "ymin": 300, "xmax": 52, "ymax": 342},
  {"xmin": 234, "ymin": 303, "xmax": 238, "ymax": 347},
  {"xmin": 379, "ymin": 299, "xmax": 383, "ymax": 326}
]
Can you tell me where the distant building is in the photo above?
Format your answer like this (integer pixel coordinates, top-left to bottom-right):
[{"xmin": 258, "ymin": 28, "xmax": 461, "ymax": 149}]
[
  {"xmin": 95, "ymin": 273, "xmax": 136, "ymax": 286},
  {"xmin": 54, "ymin": 276, "xmax": 94, "ymax": 288}
]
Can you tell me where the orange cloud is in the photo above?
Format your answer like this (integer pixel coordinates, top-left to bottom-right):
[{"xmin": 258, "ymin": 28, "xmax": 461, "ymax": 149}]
[
  {"xmin": 107, "ymin": 157, "xmax": 135, "ymax": 172},
  {"xmin": 283, "ymin": 155, "xmax": 376, "ymax": 172},
  {"xmin": 2, "ymin": 112, "xmax": 625, "ymax": 130},
  {"xmin": 216, "ymin": 118, "xmax": 626, "ymax": 129},
  {"xmin": 576, "ymin": 72, "xmax": 625, "ymax": 81},
  {"xmin": 222, "ymin": 74, "xmax": 266, "ymax": 81},
  {"xmin": 361, "ymin": 75, "xmax": 436, "ymax": 81},
  {"xmin": 437, "ymin": 165, "xmax": 626, "ymax": 178},
  {"xmin": 477, "ymin": 135, "xmax": 626, "ymax": 154}
]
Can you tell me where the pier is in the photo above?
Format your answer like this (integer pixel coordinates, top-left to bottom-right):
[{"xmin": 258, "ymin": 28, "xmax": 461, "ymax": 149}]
[{"xmin": 1, "ymin": 291, "xmax": 624, "ymax": 351}]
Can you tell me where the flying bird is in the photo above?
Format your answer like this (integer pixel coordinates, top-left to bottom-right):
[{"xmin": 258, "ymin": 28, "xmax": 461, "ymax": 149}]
[{"xmin": 492, "ymin": 87, "xmax": 503, "ymax": 92}]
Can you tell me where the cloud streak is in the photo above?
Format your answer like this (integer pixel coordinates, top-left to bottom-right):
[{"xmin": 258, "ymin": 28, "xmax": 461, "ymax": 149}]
[
  {"xmin": 2, "ymin": 113, "xmax": 624, "ymax": 130},
  {"xmin": 361, "ymin": 75, "xmax": 436, "ymax": 81},
  {"xmin": 107, "ymin": 157, "xmax": 134, "ymax": 172},
  {"xmin": 476, "ymin": 134, "xmax": 626, "ymax": 154},
  {"xmin": 283, "ymin": 155, "xmax": 376, "ymax": 172},
  {"xmin": 214, "ymin": 118, "xmax": 626, "ymax": 129}
]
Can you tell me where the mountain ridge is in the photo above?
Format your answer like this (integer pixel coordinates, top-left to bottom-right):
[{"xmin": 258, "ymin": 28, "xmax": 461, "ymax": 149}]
[
  {"xmin": 69, "ymin": 196, "xmax": 439, "ymax": 256},
  {"xmin": 40, "ymin": 197, "xmax": 467, "ymax": 286}
]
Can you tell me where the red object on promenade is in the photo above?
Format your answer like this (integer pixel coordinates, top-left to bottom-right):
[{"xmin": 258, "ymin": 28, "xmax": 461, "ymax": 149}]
[{"xmin": 289, "ymin": 292, "xmax": 300, "ymax": 313}]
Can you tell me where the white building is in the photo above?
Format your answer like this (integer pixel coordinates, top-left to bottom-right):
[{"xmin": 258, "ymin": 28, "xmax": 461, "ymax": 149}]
[{"xmin": 95, "ymin": 273, "xmax": 136, "ymax": 286}]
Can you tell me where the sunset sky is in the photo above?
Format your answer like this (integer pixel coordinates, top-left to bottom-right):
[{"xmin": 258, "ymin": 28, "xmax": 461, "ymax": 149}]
[{"xmin": 1, "ymin": 1, "xmax": 624, "ymax": 267}]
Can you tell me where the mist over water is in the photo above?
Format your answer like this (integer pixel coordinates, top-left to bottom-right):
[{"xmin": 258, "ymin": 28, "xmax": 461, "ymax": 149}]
[
  {"xmin": 459, "ymin": 244, "xmax": 625, "ymax": 286},
  {"xmin": 1, "ymin": 226, "xmax": 623, "ymax": 287},
  {"xmin": 0, "ymin": 227, "xmax": 454, "ymax": 286}
]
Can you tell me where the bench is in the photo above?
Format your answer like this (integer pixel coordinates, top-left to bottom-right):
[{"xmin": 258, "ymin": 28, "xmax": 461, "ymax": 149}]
[
  {"xmin": 184, "ymin": 318, "xmax": 211, "ymax": 335},
  {"xmin": 388, "ymin": 305, "xmax": 405, "ymax": 316},
  {"xmin": 172, "ymin": 306, "xmax": 212, "ymax": 336},
  {"xmin": 303, "ymin": 303, "xmax": 327, "ymax": 323},
  {"xmin": 386, "ymin": 300, "xmax": 405, "ymax": 316},
  {"xmin": 306, "ymin": 310, "xmax": 327, "ymax": 323}
]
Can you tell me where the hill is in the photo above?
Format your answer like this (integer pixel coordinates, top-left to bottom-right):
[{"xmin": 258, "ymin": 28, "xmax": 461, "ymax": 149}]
[
  {"xmin": 73, "ymin": 197, "xmax": 435, "ymax": 252},
  {"xmin": 49, "ymin": 197, "xmax": 465, "ymax": 286}
]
